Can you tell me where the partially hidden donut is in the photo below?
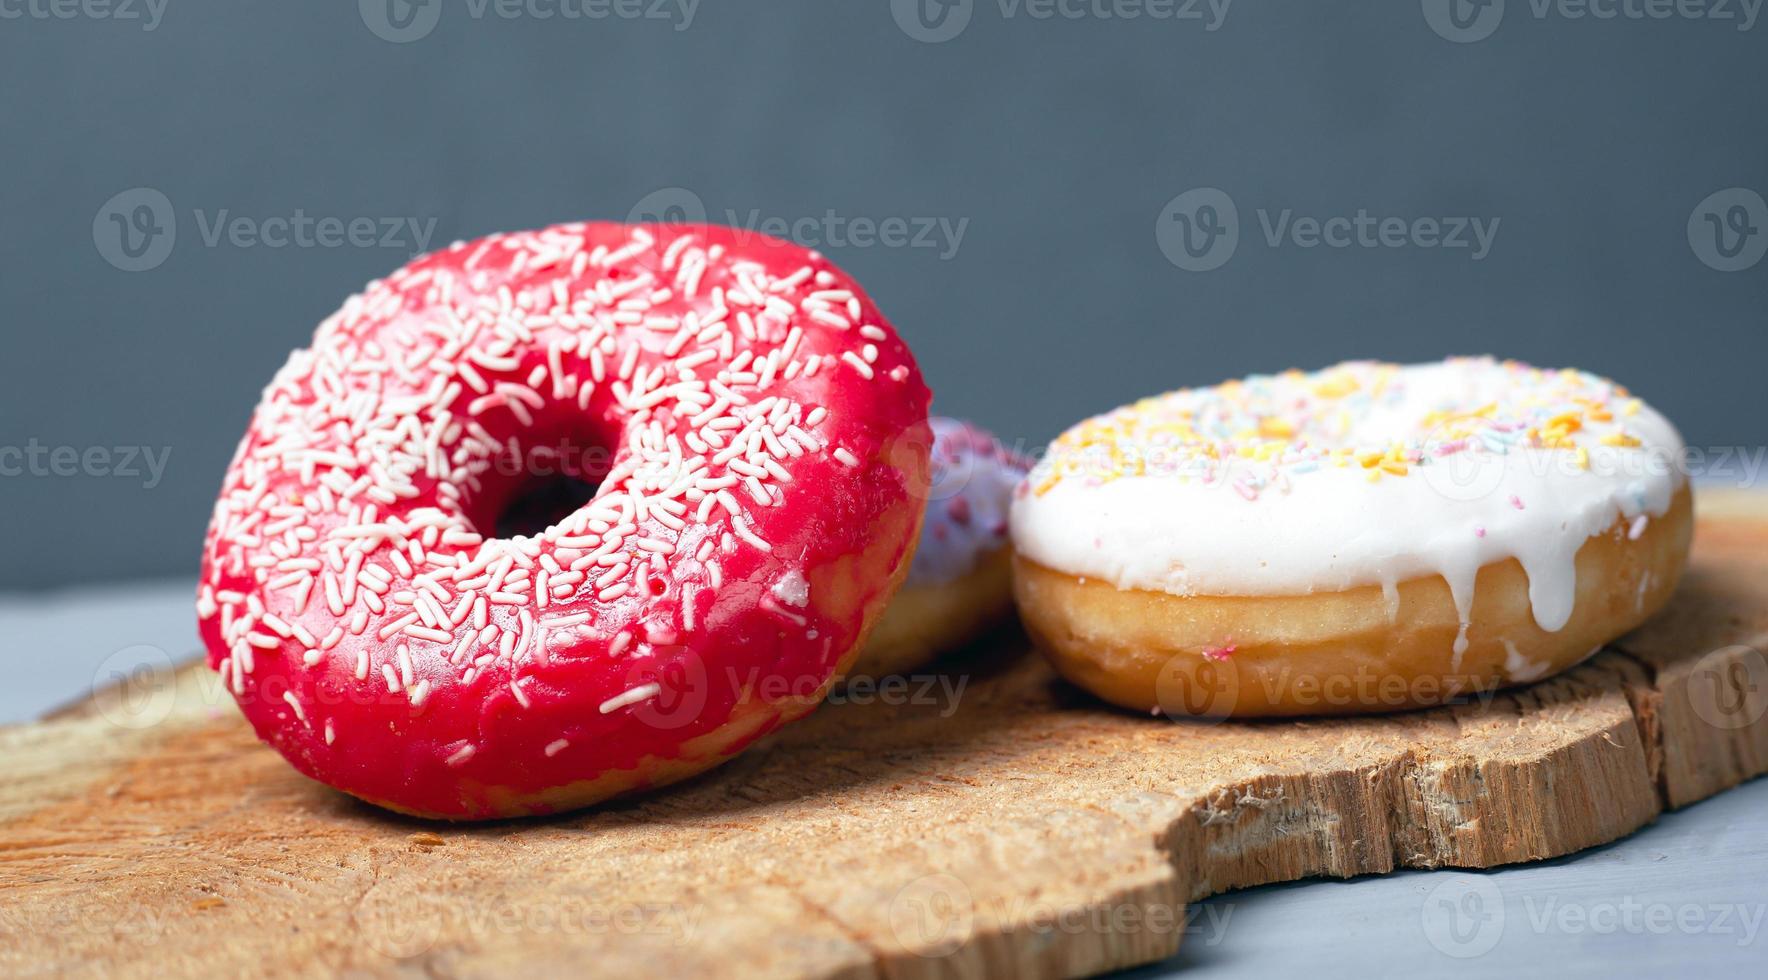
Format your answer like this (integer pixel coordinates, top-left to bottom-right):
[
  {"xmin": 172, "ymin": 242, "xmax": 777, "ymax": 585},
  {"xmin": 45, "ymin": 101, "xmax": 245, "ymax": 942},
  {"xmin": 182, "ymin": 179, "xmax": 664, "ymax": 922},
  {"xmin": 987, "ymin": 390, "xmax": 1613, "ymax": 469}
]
[
  {"xmin": 197, "ymin": 222, "xmax": 931, "ymax": 818},
  {"xmin": 849, "ymin": 417, "xmax": 1032, "ymax": 678},
  {"xmin": 1010, "ymin": 358, "xmax": 1692, "ymax": 718}
]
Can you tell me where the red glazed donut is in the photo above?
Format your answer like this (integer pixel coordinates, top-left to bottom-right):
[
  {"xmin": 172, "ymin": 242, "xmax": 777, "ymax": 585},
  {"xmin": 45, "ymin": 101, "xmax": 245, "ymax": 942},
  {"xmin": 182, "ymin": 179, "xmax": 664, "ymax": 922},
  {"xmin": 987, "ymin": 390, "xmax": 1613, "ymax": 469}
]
[{"xmin": 197, "ymin": 222, "xmax": 931, "ymax": 819}]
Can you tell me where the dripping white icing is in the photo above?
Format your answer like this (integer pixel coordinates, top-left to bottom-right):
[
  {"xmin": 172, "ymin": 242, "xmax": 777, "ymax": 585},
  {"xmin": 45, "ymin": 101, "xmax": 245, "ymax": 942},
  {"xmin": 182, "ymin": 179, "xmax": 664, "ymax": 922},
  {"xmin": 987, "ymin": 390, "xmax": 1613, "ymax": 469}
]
[
  {"xmin": 1502, "ymin": 639, "xmax": 1552, "ymax": 682},
  {"xmin": 1011, "ymin": 358, "xmax": 1686, "ymax": 634},
  {"xmin": 1380, "ymin": 578, "xmax": 1401, "ymax": 622}
]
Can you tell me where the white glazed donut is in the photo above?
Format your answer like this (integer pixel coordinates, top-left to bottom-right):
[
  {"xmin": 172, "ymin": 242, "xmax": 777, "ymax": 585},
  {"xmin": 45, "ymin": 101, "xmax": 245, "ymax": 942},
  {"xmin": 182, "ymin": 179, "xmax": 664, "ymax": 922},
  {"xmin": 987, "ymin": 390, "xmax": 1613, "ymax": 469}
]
[
  {"xmin": 1010, "ymin": 358, "xmax": 1693, "ymax": 717},
  {"xmin": 849, "ymin": 418, "xmax": 1031, "ymax": 678}
]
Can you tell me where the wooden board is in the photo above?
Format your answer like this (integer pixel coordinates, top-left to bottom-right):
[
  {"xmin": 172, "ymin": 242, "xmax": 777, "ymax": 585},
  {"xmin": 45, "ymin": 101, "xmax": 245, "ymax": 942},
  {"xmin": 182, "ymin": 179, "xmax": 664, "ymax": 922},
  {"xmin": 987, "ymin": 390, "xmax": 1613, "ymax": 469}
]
[{"xmin": 3, "ymin": 491, "xmax": 1766, "ymax": 979}]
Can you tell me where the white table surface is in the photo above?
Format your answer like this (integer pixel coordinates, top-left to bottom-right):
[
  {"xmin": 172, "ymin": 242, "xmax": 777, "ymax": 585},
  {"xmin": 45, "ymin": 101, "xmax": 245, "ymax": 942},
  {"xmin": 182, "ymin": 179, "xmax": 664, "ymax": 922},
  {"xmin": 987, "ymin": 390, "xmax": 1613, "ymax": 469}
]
[{"xmin": 4, "ymin": 580, "xmax": 1763, "ymax": 976}]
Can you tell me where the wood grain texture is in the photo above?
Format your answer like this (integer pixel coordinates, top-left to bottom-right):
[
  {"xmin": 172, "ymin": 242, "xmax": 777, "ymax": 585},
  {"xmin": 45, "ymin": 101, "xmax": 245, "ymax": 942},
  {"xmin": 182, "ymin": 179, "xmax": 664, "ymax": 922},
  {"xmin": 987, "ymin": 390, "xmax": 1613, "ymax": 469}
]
[{"xmin": 3, "ymin": 491, "xmax": 1765, "ymax": 979}]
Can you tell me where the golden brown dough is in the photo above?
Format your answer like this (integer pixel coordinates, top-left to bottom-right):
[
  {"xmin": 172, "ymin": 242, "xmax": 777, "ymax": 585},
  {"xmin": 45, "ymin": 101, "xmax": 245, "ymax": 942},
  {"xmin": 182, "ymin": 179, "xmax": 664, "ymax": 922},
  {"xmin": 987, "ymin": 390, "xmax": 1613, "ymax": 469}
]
[{"xmin": 1014, "ymin": 487, "xmax": 1693, "ymax": 717}]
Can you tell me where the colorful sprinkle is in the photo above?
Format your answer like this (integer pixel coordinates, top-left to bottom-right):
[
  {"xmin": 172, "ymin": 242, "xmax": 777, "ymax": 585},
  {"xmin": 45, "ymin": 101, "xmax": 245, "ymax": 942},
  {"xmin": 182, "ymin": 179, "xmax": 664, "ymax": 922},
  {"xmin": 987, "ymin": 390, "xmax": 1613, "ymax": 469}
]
[{"xmin": 1030, "ymin": 358, "xmax": 1657, "ymax": 503}]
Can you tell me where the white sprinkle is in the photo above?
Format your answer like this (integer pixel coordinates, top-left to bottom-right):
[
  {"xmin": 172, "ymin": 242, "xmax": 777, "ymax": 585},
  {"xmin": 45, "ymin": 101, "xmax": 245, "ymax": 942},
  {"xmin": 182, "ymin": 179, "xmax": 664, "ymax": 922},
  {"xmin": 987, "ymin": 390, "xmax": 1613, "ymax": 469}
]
[
  {"xmin": 599, "ymin": 682, "xmax": 661, "ymax": 714},
  {"xmin": 840, "ymin": 351, "xmax": 874, "ymax": 378},
  {"xmin": 377, "ymin": 612, "xmax": 420, "ymax": 640},
  {"xmin": 261, "ymin": 613, "xmax": 295, "ymax": 638},
  {"xmin": 281, "ymin": 691, "xmax": 307, "ymax": 724},
  {"xmin": 540, "ymin": 612, "xmax": 591, "ymax": 629},
  {"xmin": 407, "ymin": 625, "xmax": 454, "ymax": 644},
  {"xmin": 730, "ymin": 515, "xmax": 772, "ymax": 553}
]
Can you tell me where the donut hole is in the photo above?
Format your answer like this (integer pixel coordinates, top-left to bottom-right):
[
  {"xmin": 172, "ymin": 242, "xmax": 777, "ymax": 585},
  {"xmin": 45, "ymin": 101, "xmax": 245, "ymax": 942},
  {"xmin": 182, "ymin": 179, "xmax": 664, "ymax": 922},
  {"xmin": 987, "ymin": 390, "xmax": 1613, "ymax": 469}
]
[
  {"xmin": 463, "ymin": 425, "xmax": 618, "ymax": 541},
  {"xmin": 494, "ymin": 473, "xmax": 604, "ymax": 539}
]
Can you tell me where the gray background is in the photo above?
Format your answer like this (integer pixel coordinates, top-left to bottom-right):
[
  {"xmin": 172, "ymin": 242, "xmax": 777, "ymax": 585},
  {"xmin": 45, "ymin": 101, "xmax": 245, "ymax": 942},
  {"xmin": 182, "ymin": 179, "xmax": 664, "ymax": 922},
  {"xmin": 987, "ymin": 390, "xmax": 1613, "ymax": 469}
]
[{"xmin": 3, "ymin": 0, "xmax": 1766, "ymax": 590}]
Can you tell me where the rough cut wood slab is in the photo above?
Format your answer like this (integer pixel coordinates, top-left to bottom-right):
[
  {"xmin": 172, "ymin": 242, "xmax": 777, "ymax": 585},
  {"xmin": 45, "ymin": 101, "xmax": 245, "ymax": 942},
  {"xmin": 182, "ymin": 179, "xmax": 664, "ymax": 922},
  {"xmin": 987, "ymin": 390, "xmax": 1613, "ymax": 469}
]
[{"xmin": 3, "ymin": 491, "xmax": 1765, "ymax": 979}]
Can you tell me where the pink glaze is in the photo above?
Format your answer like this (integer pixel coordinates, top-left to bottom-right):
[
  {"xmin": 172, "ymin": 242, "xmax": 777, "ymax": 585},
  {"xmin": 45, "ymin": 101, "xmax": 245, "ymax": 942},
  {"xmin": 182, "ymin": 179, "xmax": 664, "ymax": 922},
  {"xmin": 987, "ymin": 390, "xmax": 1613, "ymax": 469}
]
[
  {"xmin": 909, "ymin": 417, "xmax": 1032, "ymax": 586},
  {"xmin": 197, "ymin": 222, "xmax": 931, "ymax": 817}
]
